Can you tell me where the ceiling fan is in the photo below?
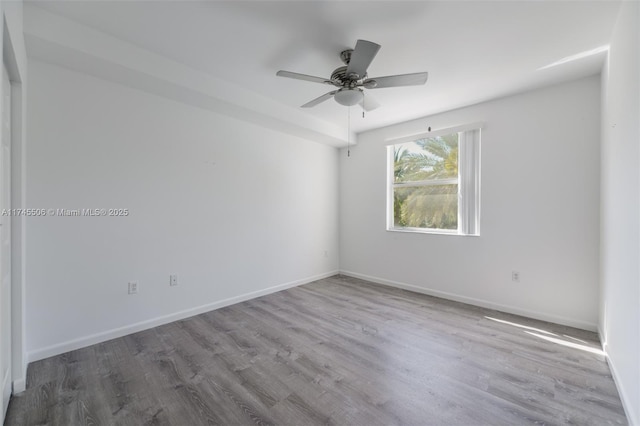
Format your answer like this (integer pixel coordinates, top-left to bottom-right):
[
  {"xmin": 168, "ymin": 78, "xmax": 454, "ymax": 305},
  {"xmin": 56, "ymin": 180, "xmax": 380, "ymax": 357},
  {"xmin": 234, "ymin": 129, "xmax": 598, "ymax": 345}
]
[{"xmin": 276, "ymin": 39, "xmax": 428, "ymax": 111}]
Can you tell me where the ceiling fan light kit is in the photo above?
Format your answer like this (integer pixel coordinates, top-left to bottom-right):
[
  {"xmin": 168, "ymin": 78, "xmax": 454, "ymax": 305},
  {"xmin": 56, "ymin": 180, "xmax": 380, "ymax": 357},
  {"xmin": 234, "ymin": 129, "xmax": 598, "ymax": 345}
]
[
  {"xmin": 277, "ymin": 39, "xmax": 429, "ymax": 111},
  {"xmin": 334, "ymin": 88, "xmax": 364, "ymax": 106}
]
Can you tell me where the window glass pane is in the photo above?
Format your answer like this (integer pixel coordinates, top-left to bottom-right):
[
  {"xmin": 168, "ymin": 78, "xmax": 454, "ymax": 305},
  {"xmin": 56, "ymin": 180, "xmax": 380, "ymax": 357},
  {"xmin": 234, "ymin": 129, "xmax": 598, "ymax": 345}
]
[
  {"xmin": 394, "ymin": 184, "xmax": 458, "ymax": 230},
  {"xmin": 393, "ymin": 134, "xmax": 459, "ymax": 184}
]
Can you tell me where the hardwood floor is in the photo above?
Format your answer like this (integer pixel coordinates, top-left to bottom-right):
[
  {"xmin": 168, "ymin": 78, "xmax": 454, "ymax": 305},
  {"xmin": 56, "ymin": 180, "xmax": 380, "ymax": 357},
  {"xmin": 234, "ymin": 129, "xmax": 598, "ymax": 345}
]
[{"xmin": 5, "ymin": 275, "xmax": 627, "ymax": 425}]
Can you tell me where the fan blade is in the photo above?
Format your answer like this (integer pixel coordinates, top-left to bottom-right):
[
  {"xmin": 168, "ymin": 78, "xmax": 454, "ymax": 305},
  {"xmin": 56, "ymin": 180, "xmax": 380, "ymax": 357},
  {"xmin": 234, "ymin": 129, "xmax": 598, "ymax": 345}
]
[
  {"xmin": 345, "ymin": 40, "xmax": 381, "ymax": 80},
  {"xmin": 301, "ymin": 91, "xmax": 337, "ymax": 108},
  {"xmin": 276, "ymin": 70, "xmax": 333, "ymax": 85},
  {"xmin": 364, "ymin": 72, "xmax": 429, "ymax": 89},
  {"xmin": 359, "ymin": 94, "xmax": 381, "ymax": 111}
]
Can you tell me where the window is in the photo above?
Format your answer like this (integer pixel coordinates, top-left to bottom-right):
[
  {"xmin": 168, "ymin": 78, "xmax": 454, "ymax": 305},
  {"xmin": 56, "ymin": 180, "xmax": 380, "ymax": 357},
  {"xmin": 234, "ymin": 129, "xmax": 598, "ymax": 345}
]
[{"xmin": 387, "ymin": 124, "xmax": 481, "ymax": 235}]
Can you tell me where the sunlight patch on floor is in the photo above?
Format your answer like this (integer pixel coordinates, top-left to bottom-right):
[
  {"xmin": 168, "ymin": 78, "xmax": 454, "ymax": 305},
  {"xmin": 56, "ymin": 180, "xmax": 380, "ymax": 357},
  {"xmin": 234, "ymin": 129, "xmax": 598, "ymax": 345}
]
[
  {"xmin": 525, "ymin": 331, "xmax": 604, "ymax": 356},
  {"xmin": 484, "ymin": 316, "xmax": 557, "ymax": 336},
  {"xmin": 484, "ymin": 316, "xmax": 604, "ymax": 356}
]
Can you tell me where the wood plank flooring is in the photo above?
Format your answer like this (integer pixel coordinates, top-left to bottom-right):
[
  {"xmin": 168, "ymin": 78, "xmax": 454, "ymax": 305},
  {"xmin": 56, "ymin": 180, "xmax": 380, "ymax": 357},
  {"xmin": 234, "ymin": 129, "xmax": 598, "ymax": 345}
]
[{"xmin": 5, "ymin": 275, "xmax": 628, "ymax": 425}]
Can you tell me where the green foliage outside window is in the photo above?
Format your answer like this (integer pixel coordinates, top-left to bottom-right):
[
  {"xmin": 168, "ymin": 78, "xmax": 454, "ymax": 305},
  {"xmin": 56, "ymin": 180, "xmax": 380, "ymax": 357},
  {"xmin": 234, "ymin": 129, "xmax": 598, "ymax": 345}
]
[{"xmin": 393, "ymin": 134, "xmax": 459, "ymax": 230}]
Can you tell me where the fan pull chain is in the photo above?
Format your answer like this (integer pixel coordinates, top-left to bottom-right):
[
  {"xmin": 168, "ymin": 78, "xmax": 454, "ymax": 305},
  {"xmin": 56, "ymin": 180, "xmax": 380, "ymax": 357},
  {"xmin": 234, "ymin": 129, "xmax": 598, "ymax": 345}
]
[{"xmin": 347, "ymin": 107, "xmax": 351, "ymax": 157}]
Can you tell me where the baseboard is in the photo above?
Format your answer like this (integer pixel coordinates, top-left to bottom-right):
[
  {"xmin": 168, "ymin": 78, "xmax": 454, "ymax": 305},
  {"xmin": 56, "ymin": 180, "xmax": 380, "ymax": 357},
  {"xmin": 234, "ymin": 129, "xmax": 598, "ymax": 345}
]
[
  {"xmin": 28, "ymin": 270, "xmax": 339, "ymax": 363},
  {"xmin": 12, "ymin": 377, "xmax": 26, "ymax": 394},
  {"xmin": 600, "ymin": 333, "xmax": 638, "ymax": 426},
  {"xmin": 340, "ymin": 270, "xmax": 598, "ymax": 332}
]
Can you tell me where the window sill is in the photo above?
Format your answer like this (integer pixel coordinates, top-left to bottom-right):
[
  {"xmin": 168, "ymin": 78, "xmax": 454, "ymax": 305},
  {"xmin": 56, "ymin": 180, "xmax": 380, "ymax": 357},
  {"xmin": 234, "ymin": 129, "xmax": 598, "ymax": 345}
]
[{"xmin": 387, "ymin": 227, "xmax": 479, "ymax": 237}]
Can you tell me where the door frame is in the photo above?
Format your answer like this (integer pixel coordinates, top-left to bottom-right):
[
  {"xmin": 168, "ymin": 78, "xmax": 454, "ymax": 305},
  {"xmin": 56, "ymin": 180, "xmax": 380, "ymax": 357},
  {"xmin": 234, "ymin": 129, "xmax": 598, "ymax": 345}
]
[
  {"xmin": 1, "ymin": 59, "xmax": 12, "ymax": 417},
  {"xmin": 2, "ymin": 12, "xmax": 26, "ymax": 396}
]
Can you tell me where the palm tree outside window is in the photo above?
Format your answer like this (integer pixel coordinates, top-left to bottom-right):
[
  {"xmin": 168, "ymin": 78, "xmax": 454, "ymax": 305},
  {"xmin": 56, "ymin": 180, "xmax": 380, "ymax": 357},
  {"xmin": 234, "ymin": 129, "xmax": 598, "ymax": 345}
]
[{"xmin": 387, "ymin": 125, "xmax": 481, "ymax": 235}]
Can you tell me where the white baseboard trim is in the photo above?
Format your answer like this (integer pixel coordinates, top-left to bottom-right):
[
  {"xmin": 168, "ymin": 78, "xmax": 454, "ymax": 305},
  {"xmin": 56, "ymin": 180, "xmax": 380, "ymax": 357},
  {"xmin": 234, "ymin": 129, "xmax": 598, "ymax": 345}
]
[
  {"xmin": 339, "ymin": 270, "xmax": 598, "ymax": 332},
  {"xmin": 28, "ymin": 270, "xmax": 339, "ymax": 363},
  {"xmin": 12, "ymin": 377, "xmax": 26, "ymax": 394},
  {"xmin": 600, "ymin": 338, "xmax": 638, "ymax": 426}
]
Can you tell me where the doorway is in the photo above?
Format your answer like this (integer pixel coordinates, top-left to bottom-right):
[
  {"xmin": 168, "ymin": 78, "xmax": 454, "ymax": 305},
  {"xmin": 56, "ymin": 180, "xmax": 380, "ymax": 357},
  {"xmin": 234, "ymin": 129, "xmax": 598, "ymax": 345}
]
[{"xmin": 0, "ymin": 61, "xmax": 11, "ymax": 417}]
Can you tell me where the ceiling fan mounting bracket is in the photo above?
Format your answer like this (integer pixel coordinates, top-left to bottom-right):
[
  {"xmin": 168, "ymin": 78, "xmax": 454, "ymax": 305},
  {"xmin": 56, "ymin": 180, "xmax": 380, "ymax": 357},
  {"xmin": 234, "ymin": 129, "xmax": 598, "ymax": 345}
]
[{"xmin": 340, "ymin": 49, "xmax": 353, "ymax": 65}]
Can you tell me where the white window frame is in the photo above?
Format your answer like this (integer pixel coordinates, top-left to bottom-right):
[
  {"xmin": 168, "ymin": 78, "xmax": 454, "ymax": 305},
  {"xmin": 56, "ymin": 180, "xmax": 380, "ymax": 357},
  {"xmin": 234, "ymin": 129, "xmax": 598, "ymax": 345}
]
[{"xmin": 386, "ymin": 123, "xmax": 482, "ymax": 236}]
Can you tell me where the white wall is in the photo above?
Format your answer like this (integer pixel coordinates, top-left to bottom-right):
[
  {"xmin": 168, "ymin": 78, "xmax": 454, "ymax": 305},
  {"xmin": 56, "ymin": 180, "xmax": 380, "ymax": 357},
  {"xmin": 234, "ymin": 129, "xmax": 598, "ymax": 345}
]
[
  {"xmin": 340, "ymin": 76, "xmax": 601, "ymax": 331},
  {"xmin": 24, "ymin": 4, "xmax": 350, "ymax": 148},
  {"xmin": 600, "ymin": 1, "xmax": 640, "ymax": 424},
  {"xmin": 26, "ymin": 60, "xmax": 339, "ymax": 360}
]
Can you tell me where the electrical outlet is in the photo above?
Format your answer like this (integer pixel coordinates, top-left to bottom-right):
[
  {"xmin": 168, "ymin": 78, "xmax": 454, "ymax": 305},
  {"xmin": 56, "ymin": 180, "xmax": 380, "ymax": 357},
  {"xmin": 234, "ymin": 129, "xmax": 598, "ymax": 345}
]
[
  {"xmin": 128, "ymin": 281, "xmax": 138, "ymax": 294},
  {"xmin": 511, "ymin": 271, "xmax": 520, "ymax": 282},
  {"xmin": 170, "ymin": 274, "xmax": 178, "ymax": 287}
]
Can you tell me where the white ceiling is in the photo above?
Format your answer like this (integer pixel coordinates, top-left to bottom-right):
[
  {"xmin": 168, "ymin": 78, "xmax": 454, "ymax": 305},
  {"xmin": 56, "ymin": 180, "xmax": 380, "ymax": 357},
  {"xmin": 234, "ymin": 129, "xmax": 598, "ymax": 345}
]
[{"xmin": 29, "ymin": 0, "xmax": 621, "ymax": 134}]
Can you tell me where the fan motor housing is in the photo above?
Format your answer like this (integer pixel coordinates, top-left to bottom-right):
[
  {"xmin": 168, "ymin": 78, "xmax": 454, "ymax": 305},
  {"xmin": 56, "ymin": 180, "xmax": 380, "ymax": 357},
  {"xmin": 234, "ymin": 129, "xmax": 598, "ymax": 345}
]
[
  {"xmin": 331, "ymin": 66, "xmax": 364, "ymax": 87},
  {"xmin": 330, "ymin": 66, "xmax": 348, "ymax": 85}
]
